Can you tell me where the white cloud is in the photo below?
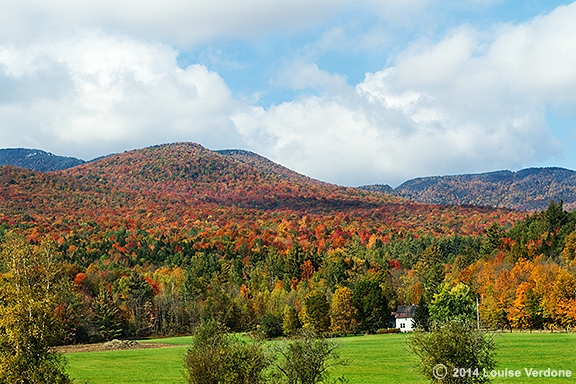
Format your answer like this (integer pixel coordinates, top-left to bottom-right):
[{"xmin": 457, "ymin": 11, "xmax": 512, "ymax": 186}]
[
  {"xmin": 0, "ymin": 31, "xmax": 243, "ymax": 159},
  {"xmin": 233, "ymin": 3, "xmax": 576, "ymax": 186},
  {"xmin": 0, "ymin": 0, "xmax": 352, "ymax": 46}
]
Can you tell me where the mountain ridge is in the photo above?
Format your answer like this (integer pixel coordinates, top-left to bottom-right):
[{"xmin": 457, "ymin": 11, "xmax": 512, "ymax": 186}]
[
  {"xmin": 0, "ymin": 148, "xmax": 85, "ymax": 172},
  {"xmin": 0, "ymin": 143, "xmax": 518, "ymax": 246},
  {"xmin": 2, "ymin": 144, "xmax": 573, "ymax": 211},
  {"xmin": 359, "ymin": 167, "xmax": 576, "ymax": 211}
]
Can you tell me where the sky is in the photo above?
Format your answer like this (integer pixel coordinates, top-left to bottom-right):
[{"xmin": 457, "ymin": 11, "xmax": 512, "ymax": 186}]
[{"xmin": 1, "ymin": 1, "xmax": 576, "ymax": 187}]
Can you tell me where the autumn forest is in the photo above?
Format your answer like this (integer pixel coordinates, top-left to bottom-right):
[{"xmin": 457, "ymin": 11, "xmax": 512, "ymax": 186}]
[{"xmin": 1, "ymin": 142, "xmax": 575, "ymax": 347}]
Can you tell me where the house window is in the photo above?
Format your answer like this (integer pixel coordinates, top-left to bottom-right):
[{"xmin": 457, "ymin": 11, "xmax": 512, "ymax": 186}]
[{"xmin": 400, "ymin": 322, "xmax": 405, "ymax": 328}]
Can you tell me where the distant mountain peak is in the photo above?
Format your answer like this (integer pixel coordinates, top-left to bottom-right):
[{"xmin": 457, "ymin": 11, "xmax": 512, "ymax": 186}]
[{"xmin": 0, "ymin": 148, "xmax": 85, "ymax": 172}]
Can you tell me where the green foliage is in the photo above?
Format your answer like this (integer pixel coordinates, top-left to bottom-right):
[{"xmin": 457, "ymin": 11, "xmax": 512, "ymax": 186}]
[
  {"xmin": 183, "ymin": 321, "xmax": 272, "ymax": 384},
  {"xmin": 508, "ymin": 200, "xmax": 576, "ymax": 260},
  {"xmin": 274, "ymin": 331, "xmax": 346, "ymax": 384},
  {"xmin": 479, "ymin": 223, "xmax": 504, "ymax": 258},
  {"xmin": 352, "ymin": 279, "xmax": 389, "ymax": 333},
  {"xmin": 283, "ymin": 305, "xmax": 302, "ymax": 336},
  {"xmin": 409, "ymin": 319, "xmax": 496, "ymax": 384},
  {"xmin": 413, "ymin": 245, "xmax": 446, "ymax": 302},
  {"xmin": 121, "ymin": 273, "xmax": 154, "ymax": 337},
  {"xmin": 412, "ymin": 295, "xmax": 430, "ymax": 331},
  {"xmin": 303, "ymin": 291, "xmax": 331, "ymax": 333},
  {"xmin": 92, "ymin": 286, "xmax": 124, "ymax": 341},
  {"xmin": 429, "ymin": 283, "xmax": 476, "ymax": 323},
  {"xmin": 258, "ymin": 313, "xmax": 284, "ymax": 339},
  {"xmin": 0, "ymin": 235, "xmax": 72, "ymax": 384}
]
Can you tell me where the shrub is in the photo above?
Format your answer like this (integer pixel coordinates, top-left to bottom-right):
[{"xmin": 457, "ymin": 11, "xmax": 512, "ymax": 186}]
[
  {"xmin": 274, "ymin": 330, "xmax": 347, "ymax": 384},
  {"xmin": 184, "ymin": 320, "xmax": 272, "ymax": 384},
  {"xmin": 409, "ymin": 319, "xmax": 496, "ymax": 384},
  {"xmin": 258, "ymin": 313, "xmax": 284, "ymax": 339}
]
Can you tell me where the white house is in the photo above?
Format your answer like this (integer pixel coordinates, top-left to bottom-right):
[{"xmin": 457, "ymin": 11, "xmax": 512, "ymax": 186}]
[{"xmin": 394, "ymin": 305, "xmax": 417, "ymax": 332}]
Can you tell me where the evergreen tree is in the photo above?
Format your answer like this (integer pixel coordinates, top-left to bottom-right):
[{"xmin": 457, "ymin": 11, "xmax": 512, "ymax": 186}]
[
  {"xmin": 412, "ymin": 295, "xmax": 430, "ymax": 331},
  {"xmin": 353, "ymin": 279, "xmax": 389, "ymax": 333},
  {"xmin": 92, "ymin": 285, "xmax": 124, "ymax": 341}
]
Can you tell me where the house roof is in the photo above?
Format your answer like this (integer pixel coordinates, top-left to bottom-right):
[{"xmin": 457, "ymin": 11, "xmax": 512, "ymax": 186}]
[{"xmin": 395, "ymin": 305, "xmax": 417, "ymax": 319}]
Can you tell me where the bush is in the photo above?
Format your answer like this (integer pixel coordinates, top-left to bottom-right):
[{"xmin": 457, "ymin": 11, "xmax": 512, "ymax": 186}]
[
  {"xmin": 184, "ymin": 321, "xmax": 272, "ymax": 384},
  {"xmin": 409, "ymin": 319, "xmax": 496, "ymax": 384},
  {"xmin": 274, "ymin": 330, "xmax": 347, "ymax": 384},
  {"xmin": 257, "ymin": 313, "xmax": 284, "ymax": 339}
]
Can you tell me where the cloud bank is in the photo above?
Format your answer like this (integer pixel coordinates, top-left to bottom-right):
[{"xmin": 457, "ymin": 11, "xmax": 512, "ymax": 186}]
[{"xmin": 235, "ymin": 3, "xmax": 575, "ymax": 186}]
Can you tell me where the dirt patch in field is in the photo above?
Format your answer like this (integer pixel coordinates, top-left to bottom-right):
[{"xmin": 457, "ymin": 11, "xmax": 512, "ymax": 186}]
[{"xmin": 54, "ymin": 340, "xmax": 179, "ymax": 354}]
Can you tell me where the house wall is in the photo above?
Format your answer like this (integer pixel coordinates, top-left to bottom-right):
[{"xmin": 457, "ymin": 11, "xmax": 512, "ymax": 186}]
[{"xmin": 395, "ymin": 317, "xmax": 414, "ymax": 332}]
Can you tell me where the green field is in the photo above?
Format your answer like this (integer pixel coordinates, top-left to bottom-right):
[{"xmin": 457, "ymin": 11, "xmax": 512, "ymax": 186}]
[{"xmin": 65, "ymin": 332, "xmax": 576, "ymax": 383}]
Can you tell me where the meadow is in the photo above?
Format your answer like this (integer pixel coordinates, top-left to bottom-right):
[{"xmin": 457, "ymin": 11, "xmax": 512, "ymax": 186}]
[{"xmin": 65, "ymin": 332, "xmax": 576, "ymax": 384}]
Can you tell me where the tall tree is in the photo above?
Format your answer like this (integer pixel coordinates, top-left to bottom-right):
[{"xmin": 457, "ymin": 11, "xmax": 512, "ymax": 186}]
[
  {"xmin": 429, "ymin": 283, "xmax": 477, "ymax": 324},
  {"xmin": 302, "ymin": 290, "xmax": 331, "ymax": 333},
  {"xmin": 353, "ymin": 278, "xmax": 390, "ymax": 333},
  {"xmin": 92, "ymin": 285, "xmax": 124, "ymax": 341},
  {"xmin": 412, "ymin": 295, "xmax": 430, "ymax": 331},
  {"xmin": 0, "ymin": 235, "xmax": 72, "ymax": 383},
  {"xmin": 330, "ymin": 286, "xmax": 358, "ymax": 334}
]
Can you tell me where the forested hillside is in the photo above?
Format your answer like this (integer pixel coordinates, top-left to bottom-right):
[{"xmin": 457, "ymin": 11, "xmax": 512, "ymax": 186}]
[
  {"xmin": 0, "ymin": 148, "xmax": 85, "ymax": 172},
  {"xmin": 0, "ymin": 142, "xmax": 574, "ymax": 346},
  {"xmin": 5, "ymin": 145, "xmax": 573, "ymax": 213},
  {"xmin": 360, "ymin": 167, "xmax": 576, "ymax": 211}
]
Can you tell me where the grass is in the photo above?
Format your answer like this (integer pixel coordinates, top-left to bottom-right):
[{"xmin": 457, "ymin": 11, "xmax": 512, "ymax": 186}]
[
  {"xmin": 65, "ymin": 332, "xmax": 576, "ymax": 383},
  {"xmin": 65, "ymin": 346, "xmax": 189, "ymax": 383},
  {"xmin": 488, "ymin": 331, "xmax": 576, "ymax": 383}
]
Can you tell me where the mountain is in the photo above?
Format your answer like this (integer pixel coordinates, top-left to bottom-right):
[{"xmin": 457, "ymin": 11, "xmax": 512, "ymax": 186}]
[
  {"xmin": 0, "ymin": 143, "xmax": 520, "ymax": 251},
  {"xmin": 359, "ymin": 167, "xmax": 576, "ymax": 211},
  {"xmin": 0, "ymin": 148, "xmax": 85, "ymax": 172},
  {"xmin": 3, "ymin": 144, "xmax": 569, "ymax": 213}
]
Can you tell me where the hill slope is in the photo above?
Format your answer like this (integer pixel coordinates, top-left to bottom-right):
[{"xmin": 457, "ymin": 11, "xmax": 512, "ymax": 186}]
[
  {"xmin": 0, "ymin": 148, "xmax": 85, "ymax": 172},
  {"xmin": 1, "ymin": 143, "xmax": 520, "ymax": 251},
  {"xmin": 359, "ymin": 167, "xmax": 576, "ymax": 211}
]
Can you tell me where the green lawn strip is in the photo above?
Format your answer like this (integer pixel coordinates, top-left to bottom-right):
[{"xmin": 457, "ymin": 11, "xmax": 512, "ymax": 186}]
[
  {"xmin": 490, "ymin": 332, "xmax": 576, "ymax": 384},
  {"xmin": 137, "ymin": 335, "xmax": 194, "ymax": 345},
  {"xmin": 65, "ymin": 346, "xmax": 189, "ymax": 384},
  {"xmin": 65, "ymin": 332, "xmax": 576, "ymax": 384},
  {"xmin": 331, "ymin": 334, "xmax": 427, "ymax": 384}
]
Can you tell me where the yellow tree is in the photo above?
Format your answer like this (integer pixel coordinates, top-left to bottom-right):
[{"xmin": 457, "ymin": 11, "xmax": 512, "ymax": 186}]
[
  {"xmin": 0, "ymin": 235, "xmax": 72, "ymax": 383},
  {"xmin": 549, "ymin": 269, "xmax": 576, "ymax": 330},
  {"xmin": 330, "ymin": 287, "xmax": 358, "ymax": 334},
  {"xmin": 508, "ymin": 281, "xmax": 534, "ymax": 330},
  {"xmin": 561, "ymin": 231, "xmax": 576, "ymax": 270}
]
